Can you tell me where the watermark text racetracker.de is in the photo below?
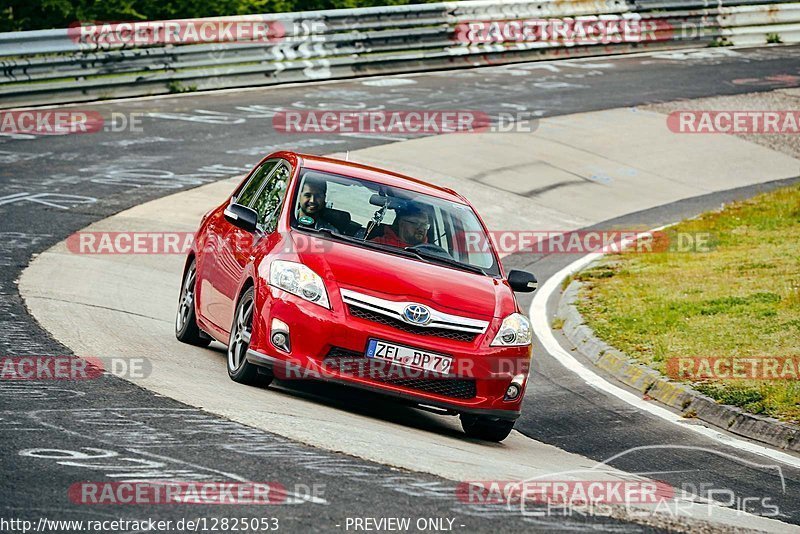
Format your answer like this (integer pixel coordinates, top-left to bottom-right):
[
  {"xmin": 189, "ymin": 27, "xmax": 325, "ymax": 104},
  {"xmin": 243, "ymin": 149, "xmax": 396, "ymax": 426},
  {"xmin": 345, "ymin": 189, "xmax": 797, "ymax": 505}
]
[
  {"xmin": 65, "ymin": 230, "xmax": 715, "ymax": 255},
  {"xmin": 466, "ymin": 230, "xmax": 715, "ymax": 255},
  {"xmin": 70, "ymin": 481, "xmax": 288, "ymax": 505},
  {"xmin": 66, "ymin": 231, "xmax": 329, "ymax": 255},
  {"xmin": 456, "ymin": 478, "xmax": 782, "ymax": 518},
  {"xmin": 272, "ymin": 110, "xmax": 539, "ymax": 134},
  {"xmin": 271, "ymin": 354, "xmax": 531, "ymax": 381},
  {"xmin": 453, "ymin": 16, "xmax": 676, "ymax": 44},
  {"xmin": 667, "ymin": 356, "xmax": 800, "ymax": 380},
  {"xmin": 0, "ymin": 110, "xmax": 144, "ymax": 136},
  {"xmin": 667, "ymin": 111, "xmax": 800, "ymax": 134},
  {"xmin": 68, "ymin": 19, "xmax": 295, "ymax": 46},
  {"xmin": 460, "ymin": 445, "xmax": 786, "ymax": 519},
  {"xmin": 457, "ymin": 479, "xmax": 674, "ymax": 506},
  {"xmin": 0, "ymin": 355, "xmax": 151, "ymax": 380},
  {"xmin": 0, "ymin": 516, "xmax": 280, "ymax": 533}
]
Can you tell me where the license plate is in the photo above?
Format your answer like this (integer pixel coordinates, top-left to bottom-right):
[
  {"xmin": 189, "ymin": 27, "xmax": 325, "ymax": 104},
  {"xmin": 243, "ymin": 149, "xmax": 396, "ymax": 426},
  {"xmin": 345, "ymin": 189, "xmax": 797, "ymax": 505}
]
[{"xmin": 366, "ymin": 339, "xmax": 452, "ymax": 374}]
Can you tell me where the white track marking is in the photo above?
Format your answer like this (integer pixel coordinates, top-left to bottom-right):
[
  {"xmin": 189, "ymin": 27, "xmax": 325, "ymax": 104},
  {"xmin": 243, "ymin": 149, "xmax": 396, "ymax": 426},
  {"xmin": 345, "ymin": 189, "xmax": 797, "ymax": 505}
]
[
  {"xmin": 23, "ymin": 408, "xmax": 327, "ymax": 504},
  {"xmin": 128, "ymin": 448, "xmax": 329, "ymax": 505},
  {"xmin": 529, "ymin": 229, "xmax": 800, "ymax": 470},
  {"xmin": 6, "ymin": 46, "xmax": 766, "ymax": 111}
]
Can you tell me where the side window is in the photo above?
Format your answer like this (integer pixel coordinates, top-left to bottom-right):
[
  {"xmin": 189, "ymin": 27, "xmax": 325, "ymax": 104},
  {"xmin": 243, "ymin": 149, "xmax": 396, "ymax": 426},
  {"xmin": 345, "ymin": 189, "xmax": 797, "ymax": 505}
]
[
  {"xmin": 236, "ymin": 160, "xmax": 278, "ymax": 206},
  {"xmin": 253, "ymin": 164, "xmax": 291, "ymax": 233}
]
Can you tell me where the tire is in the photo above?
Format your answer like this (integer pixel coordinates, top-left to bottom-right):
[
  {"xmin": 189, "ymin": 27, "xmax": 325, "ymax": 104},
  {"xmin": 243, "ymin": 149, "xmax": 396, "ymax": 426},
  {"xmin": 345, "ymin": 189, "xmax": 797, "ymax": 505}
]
[
  {"xmin": 175, "ymin": 259, "xmax": 212, "ymax": 347},
  {"xmin": 228, "ymin": 287, "xmax": 273, "ymax": 387},
  {"xmin": 460, "ymin": 414, "xmax": 515, "ymax": 442}
]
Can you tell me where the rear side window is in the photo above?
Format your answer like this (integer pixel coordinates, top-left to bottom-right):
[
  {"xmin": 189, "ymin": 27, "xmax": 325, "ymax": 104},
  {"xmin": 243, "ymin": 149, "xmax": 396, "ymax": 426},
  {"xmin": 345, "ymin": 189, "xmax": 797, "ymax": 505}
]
[{"xmin": 236, "ymin": 160, "xmax": 278, "ymax": 206}]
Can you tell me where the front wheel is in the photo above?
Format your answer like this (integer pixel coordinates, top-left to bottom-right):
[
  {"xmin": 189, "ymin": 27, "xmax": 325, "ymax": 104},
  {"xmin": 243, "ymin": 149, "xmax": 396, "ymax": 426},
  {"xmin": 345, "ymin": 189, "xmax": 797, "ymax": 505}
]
[
  {"xmin": 228, "ymin": 287, "xmax": 273, "ymax": 387},
  {"xmin": 460, "ymin": 414, "xmax": 515, "ymax": 442}
]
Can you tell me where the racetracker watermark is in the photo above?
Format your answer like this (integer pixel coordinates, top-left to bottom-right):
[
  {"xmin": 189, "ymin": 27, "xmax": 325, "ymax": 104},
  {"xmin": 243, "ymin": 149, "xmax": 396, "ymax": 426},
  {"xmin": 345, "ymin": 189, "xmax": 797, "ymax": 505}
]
[
  {"xmin": 68, "ymin": 19, "xmax": 288, "ymax": 46},
  {"xmin": 69, "ymin": 482, "xmax": 287, "ymax": 505},
  {"xmin": 64, "ymin": 230, "xmax": 714, "ymax": 255},
  {"xmin": 463, "ymin": 230, "xmax": 715, "ymax": 255},
  {"xmin": 68, "ymin": 232, "xmax": 196, "ymax": 254},
  {"xmin": 0, "ymin": 356, "xmax": 151, "ymax": 380},
  {"xmin": 454, "ymin": 17, "xmax": 675, "ymax": 44},
  {"xmin": 667, "ymin": 111, "xmax": 800, "ymax": 134},
  {"xmin": 272, "ymin": 110, "xmax": 538, "ymax": 134},
  {"xmin": 65, "ymin": 232, "xmax": 330, "ymax": 254},
  {"xmin": 666, "ymin": 356, "xmax": 800, "ymax": 380},
  {"xmin": 490, "ymin": 445, "xmax": 786, "ymax": 519},
  {"xmin": 456, "ymin": 480, "xmax": 674, "ymax": 505},
  {"xmin": 0, "ymin": 110, "xmax": 143, "ymax": 135},
  {"xmin": 1, "ymin": 518, "xmax": 279, "ymax": 533},
  {"xmin": 271, "ymin": 355, "xmax": 530, "ymax": 381}
]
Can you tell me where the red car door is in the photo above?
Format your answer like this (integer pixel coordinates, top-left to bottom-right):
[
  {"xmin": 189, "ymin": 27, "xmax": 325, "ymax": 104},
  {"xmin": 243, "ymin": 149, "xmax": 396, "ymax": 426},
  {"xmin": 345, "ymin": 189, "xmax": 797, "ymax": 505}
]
[
  {"xmin": 195, "ymin": 206, "xmax": 227, "ymax": 331},
  {"xmin": 202, "ymin": 160, "xmax": 277, "ymax": 330},
  {"xmin": 214, "ymin": 160, "xmax": 292, "ymax": 334}
]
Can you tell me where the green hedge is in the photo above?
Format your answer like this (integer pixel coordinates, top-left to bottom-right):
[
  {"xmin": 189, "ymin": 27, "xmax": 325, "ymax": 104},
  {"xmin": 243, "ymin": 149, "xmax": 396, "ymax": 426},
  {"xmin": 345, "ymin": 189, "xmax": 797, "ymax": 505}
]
[{"xmin": 1, "ymin": 0, "xmax": 445, "ymax": 32}]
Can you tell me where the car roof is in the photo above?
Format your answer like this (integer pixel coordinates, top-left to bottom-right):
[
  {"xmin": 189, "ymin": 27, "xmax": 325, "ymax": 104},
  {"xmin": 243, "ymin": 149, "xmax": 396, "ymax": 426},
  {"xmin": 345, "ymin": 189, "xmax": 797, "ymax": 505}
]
[{"xmin": 272, "ymin": 151, "xmax": 468, "ymax": 204}]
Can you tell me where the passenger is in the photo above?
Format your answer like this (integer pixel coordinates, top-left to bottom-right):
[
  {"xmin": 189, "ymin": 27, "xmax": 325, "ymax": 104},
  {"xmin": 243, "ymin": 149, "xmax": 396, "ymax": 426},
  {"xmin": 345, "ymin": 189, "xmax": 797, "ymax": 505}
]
[
  {"xmin": 370, "ymin": 203, "xmax": 430, "ymax": 248},
  {"xmin": 297, "ymin": 177, "xmax": 337, "ymax": 232}
]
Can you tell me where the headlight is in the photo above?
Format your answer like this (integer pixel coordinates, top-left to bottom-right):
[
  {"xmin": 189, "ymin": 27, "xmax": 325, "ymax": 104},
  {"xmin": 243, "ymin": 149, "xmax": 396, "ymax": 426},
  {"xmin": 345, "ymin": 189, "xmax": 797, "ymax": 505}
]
[
  {"xmin": 491, "ymin": 313, "xmax": 532, "ymax": 347},
  {"xmin": 269, "ymin": 260, "xmax": 330, "ymax": 309}
]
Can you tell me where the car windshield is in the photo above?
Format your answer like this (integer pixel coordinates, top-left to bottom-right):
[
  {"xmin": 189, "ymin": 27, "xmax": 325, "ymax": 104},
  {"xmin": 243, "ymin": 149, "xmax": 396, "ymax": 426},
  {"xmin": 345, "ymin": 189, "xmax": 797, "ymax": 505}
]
[{"xmin": 290, "ymin": 168, "xmax": 499, "ymax": 276}]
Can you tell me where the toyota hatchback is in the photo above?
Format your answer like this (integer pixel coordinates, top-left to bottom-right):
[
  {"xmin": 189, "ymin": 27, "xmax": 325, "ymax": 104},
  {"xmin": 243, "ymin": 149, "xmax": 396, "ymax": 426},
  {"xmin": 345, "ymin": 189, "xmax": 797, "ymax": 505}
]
[{"xmin": 176, "ymin": 151, "xmax": 537, "ymax": 441}]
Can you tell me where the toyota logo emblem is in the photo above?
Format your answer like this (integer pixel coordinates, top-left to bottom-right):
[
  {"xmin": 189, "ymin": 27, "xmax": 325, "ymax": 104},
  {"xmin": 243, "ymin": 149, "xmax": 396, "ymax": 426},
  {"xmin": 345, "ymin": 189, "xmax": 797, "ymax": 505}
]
[{"xmin": 403, "ymin": 304, "xmax": 431, "ymax": 325}]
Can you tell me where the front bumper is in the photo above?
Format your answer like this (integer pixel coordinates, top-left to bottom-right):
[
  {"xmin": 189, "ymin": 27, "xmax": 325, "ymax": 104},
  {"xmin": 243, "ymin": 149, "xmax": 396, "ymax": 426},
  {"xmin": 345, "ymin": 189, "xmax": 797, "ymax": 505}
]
[{"xmin": 249, "ymin": 285, "xmax": 532, "ymax": 420}]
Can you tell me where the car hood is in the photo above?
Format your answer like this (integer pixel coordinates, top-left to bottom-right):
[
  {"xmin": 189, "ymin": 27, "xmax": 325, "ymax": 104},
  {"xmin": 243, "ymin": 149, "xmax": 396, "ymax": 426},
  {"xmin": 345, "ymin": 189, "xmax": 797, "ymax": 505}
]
[{"xmin": 294, "ymin": 234, "xmax": 515, "ymax": 320}]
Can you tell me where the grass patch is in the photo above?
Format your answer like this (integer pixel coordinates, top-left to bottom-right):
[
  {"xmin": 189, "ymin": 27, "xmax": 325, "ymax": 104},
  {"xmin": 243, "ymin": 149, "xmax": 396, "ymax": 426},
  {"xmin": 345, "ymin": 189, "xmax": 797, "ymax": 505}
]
[
  {"xmin": 709, "ymin": 37, "xmax": 734, "ymax": 47},
  {"xmin": 552, "ymin": 317, "xmax": 565, "ymax": 330},
  {"xmin": 167, "ymin": 80, "xmax": 198, "ymax": 94},
  {"xmin": 576, "ymin": 184, "xmax": 800, "ymax": 424},
  {"xmin": 561, "ymin": 274, "xmax": 575, "ymax": 291}
]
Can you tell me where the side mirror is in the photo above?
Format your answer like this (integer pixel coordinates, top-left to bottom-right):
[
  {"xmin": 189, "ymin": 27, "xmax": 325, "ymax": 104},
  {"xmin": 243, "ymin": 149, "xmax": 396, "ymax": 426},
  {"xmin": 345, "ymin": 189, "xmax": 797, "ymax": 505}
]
[
  {"xmin": 507, "ymin": 270, "xmax": 538, "ymax": 292},
  {"xmin": 224, "ymin": 203, "xmax": 258, "ymax": 233}
]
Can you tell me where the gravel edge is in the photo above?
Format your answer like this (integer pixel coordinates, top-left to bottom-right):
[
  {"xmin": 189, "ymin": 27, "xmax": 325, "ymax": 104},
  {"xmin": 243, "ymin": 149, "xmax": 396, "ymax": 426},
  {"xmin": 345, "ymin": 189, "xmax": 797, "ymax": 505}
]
[{"xmin": 558, "ymin": 280, "xmax": 800, "ymax": 453}]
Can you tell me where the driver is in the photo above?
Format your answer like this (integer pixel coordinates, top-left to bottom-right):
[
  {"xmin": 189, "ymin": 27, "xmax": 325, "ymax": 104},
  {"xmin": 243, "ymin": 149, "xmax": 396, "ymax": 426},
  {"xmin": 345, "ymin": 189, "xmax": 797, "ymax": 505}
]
[
  {"xmin": 297, "ymin": 176, "xmax": 337, "ymax": 232},
  {"xmin": 370, "ymin": 203, "xmax": 430, "ymax": 248}
]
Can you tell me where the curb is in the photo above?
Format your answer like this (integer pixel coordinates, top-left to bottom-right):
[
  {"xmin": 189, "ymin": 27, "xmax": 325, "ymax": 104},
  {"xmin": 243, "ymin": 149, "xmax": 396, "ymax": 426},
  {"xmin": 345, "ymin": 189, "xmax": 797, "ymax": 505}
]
[{"xmin": 558, "ymin": 280, "xmax": 800, "ymax": 453}]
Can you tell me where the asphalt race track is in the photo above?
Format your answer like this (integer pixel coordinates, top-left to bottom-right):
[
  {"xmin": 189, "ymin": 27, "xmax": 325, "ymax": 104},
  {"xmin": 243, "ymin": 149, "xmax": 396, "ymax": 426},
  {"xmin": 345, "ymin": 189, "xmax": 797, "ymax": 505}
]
[{"xmin": 2, "ymin": 45, "xmax": 800, "ymax": 532}]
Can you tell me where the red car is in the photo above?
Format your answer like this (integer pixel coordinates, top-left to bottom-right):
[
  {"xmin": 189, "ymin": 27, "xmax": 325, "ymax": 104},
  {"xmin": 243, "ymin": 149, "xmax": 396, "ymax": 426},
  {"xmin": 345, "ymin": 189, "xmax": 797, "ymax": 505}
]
[{"xmin": 176, "ymin": 151, "xmax": 537, "ymax": 441}]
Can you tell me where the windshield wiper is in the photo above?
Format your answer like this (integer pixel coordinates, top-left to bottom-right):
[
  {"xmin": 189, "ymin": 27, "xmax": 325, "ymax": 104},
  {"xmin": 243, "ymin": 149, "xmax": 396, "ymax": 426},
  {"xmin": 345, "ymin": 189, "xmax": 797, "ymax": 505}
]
[{"xmin": 404, "ymin": 245, "xmax": 486, "ymax": 276}]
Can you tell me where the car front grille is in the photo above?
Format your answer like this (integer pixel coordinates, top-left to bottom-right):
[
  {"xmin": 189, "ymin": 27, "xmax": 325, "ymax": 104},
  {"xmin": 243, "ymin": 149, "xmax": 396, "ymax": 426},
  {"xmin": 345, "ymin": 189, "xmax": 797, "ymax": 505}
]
[
  {"xmin": 324, "ymin": 347, "xmax": 477, "ymax": 400},
  {"xmin": 347, "ymin": 306, "xmax": 478, "ymax": 343}
]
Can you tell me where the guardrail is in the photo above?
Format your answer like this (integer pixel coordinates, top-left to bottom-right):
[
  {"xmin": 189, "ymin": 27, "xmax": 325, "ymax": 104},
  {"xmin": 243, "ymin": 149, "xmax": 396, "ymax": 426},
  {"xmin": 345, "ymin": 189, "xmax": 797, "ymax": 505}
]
[{"xmin": 1, "ymin": 0, "xmax": 798, "ymax": 108}]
